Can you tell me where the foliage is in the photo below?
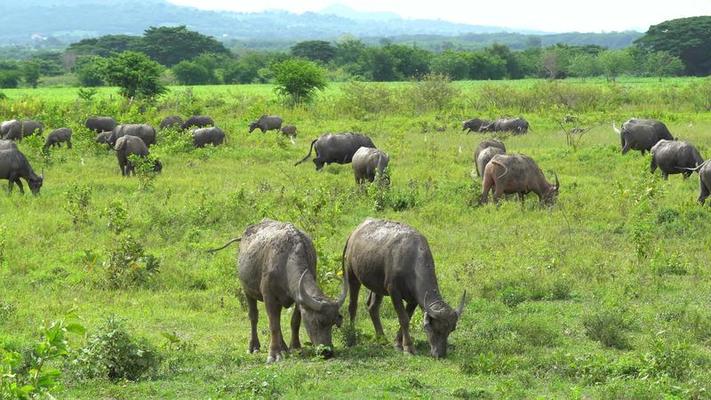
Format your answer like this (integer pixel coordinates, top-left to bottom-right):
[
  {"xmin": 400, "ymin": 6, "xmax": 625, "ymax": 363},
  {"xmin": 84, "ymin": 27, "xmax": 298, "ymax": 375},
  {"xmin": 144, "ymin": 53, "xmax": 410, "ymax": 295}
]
[
  {"xmin": 102, "ymin": 51, "xmax": 166, "ymax": 99},
  {"xmin": 21, "ymin": 62, "xmax": 40, "ymax": 88},
  {"xmin": 583, "ymin": 308, "xmax": 632, "ymax": 350},
  {"xmin": 71, "ymin": 316, "xmax": 161, "ymax": 382},
  {"xmin": 290, "ymin": 40, "xmax": 336, "ymax": 64},
  {"xmin": 636, "ymin": 16, "xmax": 711, "ymax": 76},
  {"xmin": 74, "ymin": 56, "xmax": 107, "ymax": 87},
  {"xmin": 64, "ymin": 184, "xmax": 92, "ymax": 226},
  {"xmin": 139, "ymin": 26, "xmax": 229, "ymax": 67},
  {"xmin": 172, "ymin": 60, "xmax": 214, "ymax": 85},
  {"xmin": 597, "ymin": 49, "xmax": 634, "ymax": 82},
  {"xmin": 271, "ymin": 58, "xmax": 327, "ymax": 104}
]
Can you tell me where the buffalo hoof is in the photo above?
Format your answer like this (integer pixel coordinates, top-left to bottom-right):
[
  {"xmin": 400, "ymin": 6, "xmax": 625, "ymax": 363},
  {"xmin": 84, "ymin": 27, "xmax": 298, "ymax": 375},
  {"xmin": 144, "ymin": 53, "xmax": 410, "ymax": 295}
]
[
  {"xmin": 249, "ymin": 340, "xmax": 260, "ymax": 353},
  {"xmin": 266, "ymin": 352, "xmax": 286, "ymax": 363}
]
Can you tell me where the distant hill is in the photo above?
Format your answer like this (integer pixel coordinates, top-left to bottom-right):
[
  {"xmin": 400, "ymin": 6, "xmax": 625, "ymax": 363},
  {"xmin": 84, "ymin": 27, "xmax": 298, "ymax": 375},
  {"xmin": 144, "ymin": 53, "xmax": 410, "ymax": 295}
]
[{"xmin": 0, "ymin": 0, "xmax": 642, "ymax": 50}]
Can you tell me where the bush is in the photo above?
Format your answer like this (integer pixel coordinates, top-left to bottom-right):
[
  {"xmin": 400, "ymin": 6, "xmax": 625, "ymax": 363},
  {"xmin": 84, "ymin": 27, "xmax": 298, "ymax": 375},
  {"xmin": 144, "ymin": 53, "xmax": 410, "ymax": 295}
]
[
  {"xmin": 102, "ymin": 51, "xmax": 166, "ymax": 99},
  {"xmin": 71, "ymin": 316, "xmax": 161, "ymax": 381},
  {"xmin": 103, "ymin": 234, "xmax": 160, "ymax": 289},
  {"xmin": 407, "ymin": 73, "xmax": 459, "ymax": 112},
  {"xmin": 271, "ymin": 58, "xmax": 327, "ymax": 104},
  {"xmin": 583, "ymin": 309, "xmax": 631, "ymax": 350}
]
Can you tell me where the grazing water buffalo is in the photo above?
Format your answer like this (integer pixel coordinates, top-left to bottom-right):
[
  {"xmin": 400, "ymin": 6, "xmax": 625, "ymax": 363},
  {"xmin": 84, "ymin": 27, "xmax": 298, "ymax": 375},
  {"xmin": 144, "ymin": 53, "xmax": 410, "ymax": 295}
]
[
  {"xmin": 462, "ymin": 118, "xmax": 490, "ymax": 133},
  {"xmin": 0, "ymin": 140, "xmax": 18, "ymax": 151},
  {"xmin": 480, "ymin": 118, "xmax": 529, "ymax": 134},
  {"xmin": 692, "ymin": 161, "xmax": 711, "ymax": 205},
  {"xmin": 1, "ymin": 120, "xmax": 21, "ymax": 140},
  {"xmin": 0, "ymin": 148, "xmax": 43, "ymax": 195},
  {"xmin": 295, "ymin": 133, "xmax": 376, "ymax": 171},
  {"xmin": 344, "ymin": 218, "xmax": 466, "ymax": 358},
  {"xmin": 114, "ymin": 135, "xmax": 161, "ymax": 176},
  {"xmin": 20, "ymin": 120, "xmax": 44, "ymax": 137},
  {"xmin": 249, "ymin": 115, "xmax": 282, "ymax": 133},
  {"xmin": 109, "ymin": 124, "xmax": 156, "ymax": 147},
  {"xmin": 352, "ymin": 147, "xmax": 389, "ymax": 184},
  {"xmin": 43, "ymin": 128, "xmax": 72, "ymax": 151},
  {"xmin": 476, "ymin": 146, "xmax": 505, "ymax": 180},
  {"xmin": 181, "ymin": 115, "xmax": 214, "ymax": 130},
  {"xmin": 209, "ymin": 219, "xmax": 348, "ymax": 363},
  {"xmin": 280, "ymin": 125, "xmax": 297, "ymax": 141},
  {"xmin": 473, "ymin": 139, "xmax": 507, "ymax": 177},
  {"xmin": 85, "ymin": 116, "xmax": 117, "ymax": 133},
  {"xmin": 480, "ymin": 154, "xmax": 559, "ymax": 206},
  {"xmin": 650, "ymin": 140, "xmax": 704, "ymax": 180},
  {"xmin": 95, "ymin": 131, "xmax": 112, "ymax": 145},
  {"xmin": 159, "ymin": 115, "xmax": 183, "ymax": 130},
  {"xmin": 613, "ymin": 119, "xmax": 674, "ymax": 155},
  {"xmin": 192, "ymin": 127, "xmax": 225, "ymax": 148}
]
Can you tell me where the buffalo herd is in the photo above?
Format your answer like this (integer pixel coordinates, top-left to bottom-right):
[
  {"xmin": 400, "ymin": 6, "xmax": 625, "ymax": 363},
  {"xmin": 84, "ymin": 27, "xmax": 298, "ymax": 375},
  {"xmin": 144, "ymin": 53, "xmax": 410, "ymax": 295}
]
[{"xmin": 2, "ymin": 108, "xmax": 709, "ymax": 363}]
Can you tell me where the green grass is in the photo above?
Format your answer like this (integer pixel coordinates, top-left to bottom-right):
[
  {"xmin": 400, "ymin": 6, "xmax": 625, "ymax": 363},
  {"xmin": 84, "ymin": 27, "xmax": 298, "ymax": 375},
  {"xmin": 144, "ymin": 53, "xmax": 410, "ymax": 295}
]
[{"xmin": 1, "ymin": 78, "xmax": 711, "ymax": 399}]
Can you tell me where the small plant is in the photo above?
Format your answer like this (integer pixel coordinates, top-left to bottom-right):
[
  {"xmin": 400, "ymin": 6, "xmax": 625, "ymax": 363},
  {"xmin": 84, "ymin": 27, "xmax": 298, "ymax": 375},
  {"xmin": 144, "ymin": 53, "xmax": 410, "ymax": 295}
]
[
  {"xmin": 338, "ymin": 322, "xmax": 360, "ymax": 348},
  {"xmin": 77, "ymin": 87, "xmax": 98, "ymax": 102},
  {"xmin": 583, "ymin": 309, "xmax": 631, "ymax": 350},
  {"xmin": 71, "ymin": 316, "xmax": 161, "ymax": 382},
  {"xmin": 272, "ymin": 58, "xmax": 327, "ymax": 105},
  {"xmin": 103, "ymin": 234, "xmax": 160, "ymax": 289},
  {"xmin": 128, "ymin": 154, "xmax": 161, "ymax": 191},
  {"xmin": 64, "ymin": 184, "xmax": 92, "ymax": 226},
  {"xmin": 407, "ymin": 73, "xmax": 459, "ymax": 112},
  {"xmin": 0, "ymin": 224, "xmax": 6, "ymax": 264},
  {"xmin": 101, "ymin": 200, "xmax": 129, "ymax": 234}
]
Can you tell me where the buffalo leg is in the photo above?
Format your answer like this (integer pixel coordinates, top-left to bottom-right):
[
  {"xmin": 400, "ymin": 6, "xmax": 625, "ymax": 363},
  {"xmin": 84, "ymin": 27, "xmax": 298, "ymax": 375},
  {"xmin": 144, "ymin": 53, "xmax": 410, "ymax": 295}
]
[
  {"xmin": 662, "ymin": 172, "xmax": 668, "ymax": 180},
  {"xmin": 479, "ymin": 175, "xmax": 493, "ymax": 204},
  {"xmin": 289, "ymin": 308, "xmax": 301, "ymax": 350},
  {"xmin": 650, "ymin": 157, "xmax": 657, "ymax": 174},
  {"xmin": 67, "ymin": 140, "xmax": 72, "ymax": 149},
  {"xmin": 493, "ymin": 186, "xmax": 505, "ymax": 204},
  {"xmin": 264, "ymin": 297, "xmax": 286, "ymax": 363},
  {"xmin": 390, "ymin": 292, "xmax": 414, "ymax": 354},
  {"xmin": 395, "ymin": 301, "xmax": 418, "ymax": 349},
  {"xmin": 367, "ymin": 291, "xmax": 385, "ymax": 338},
  {"xmin": 518, "ymin": 193, "xmax": 525, "ymax": 207},
  {"xmin": 13, "ymin": 178, "xmax": 24, "ymax": 194},
  {"xmin": 246, "ymin": 296, "xmax": 260, "ymax": 353},
  {"xmin": 699, "ymin": 181, "xmax": 709, "ymax": 205},
  {"xmin": 347, "ymin": 269, "xmax": 361, "ymax": 325}
]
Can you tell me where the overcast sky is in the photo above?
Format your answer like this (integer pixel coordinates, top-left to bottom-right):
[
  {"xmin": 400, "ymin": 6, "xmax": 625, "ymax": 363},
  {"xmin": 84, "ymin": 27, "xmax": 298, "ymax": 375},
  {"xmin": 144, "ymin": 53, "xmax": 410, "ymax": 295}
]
[{"xmin": 167, "ymin": 0, "xmax": 710, "ymax": 32}]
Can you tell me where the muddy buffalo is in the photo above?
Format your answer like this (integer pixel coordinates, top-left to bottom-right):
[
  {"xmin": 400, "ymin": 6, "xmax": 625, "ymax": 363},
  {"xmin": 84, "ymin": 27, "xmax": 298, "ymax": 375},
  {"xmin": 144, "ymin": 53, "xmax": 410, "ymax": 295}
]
[
  {"xmin": 476, "ymin": 146, "xmax": 505, "ymax": 180},
  {"xmin": 109, "ymin": 124, "xmax": 156, "ymax": 147},
  {"xmin": 344, "ymin": 218, "xmax": 466, "ymax": 358},
  {"xmin": 650, "ymin": 139, "xmax": 704, "ymax": 180},
  {"xmin": 85, "ymin": 116, "xmax": 117, "ymax": 133},
  {"xmin": 159, "ymin": 115, "xmax": 183, "ymax": 130},
  {"xmin": 473, "ymin": 139, "xmax": 506, "ymax": 177},
  {"xmin": 209, "ymin": 219, "xmax": 348, "ymax": 362},
  {"xmin": 43, "ymin": 128, "xmax": 73, "ymax": 151},
  {"xmin": 181, "ymin": 115, "xmax": 214, "ymax": 130},
  {"xmin": 462, "ymin": 118, "xmax": 490, "ymax": 133},
  {"xmin": 480, "ymin": 154, "xmax": 559, "ymax": 205},
  {"xmin": 295, "ymin": 133, "xmax": 376, "ymax": 171},
  {"xmin": 114, "ymin": 135, "xmax": 161, "ymax": 176},
  {"xmin": 192, "ymin": 127, "xmax": 225, "ymax": 148},
  {"xmin": 480, "ymin": 118, "xmax": 529, "ymax": 134},
  {"xmin": 0, "ymin": 148, "xmax": 43, "ymax": 195},
  {"xmin": 352, "ymin": 147, "xmax": 389, "ymax": 184},
  {"xmin": 613, "ymin": 119, "xmax": 674, "ymax": 155},
  {"xmin": 249, "ymin": 115, "xmax": 282, "ymax": 133}
]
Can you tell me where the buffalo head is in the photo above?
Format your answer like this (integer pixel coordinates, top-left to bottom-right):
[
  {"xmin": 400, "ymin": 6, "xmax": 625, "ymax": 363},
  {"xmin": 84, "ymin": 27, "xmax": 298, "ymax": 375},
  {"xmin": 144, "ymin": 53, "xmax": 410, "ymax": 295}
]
[
  {"xmin": 248, "ymin": 121, "xmax": 259, "ymax": 133},
  {"xmin": 297, "ymin": 270, "xmax": 348, "ymax": 358},
  {"xmin": 29, "ymin": 173, "xmax": 44, "ymax": 196},
  {"xmin": 542, "ymin": 173, "xmax": 560, "ymax": 206},
  {"xmin": 423, "ymin": 291, "xmax": 466, "ymax": 358}
]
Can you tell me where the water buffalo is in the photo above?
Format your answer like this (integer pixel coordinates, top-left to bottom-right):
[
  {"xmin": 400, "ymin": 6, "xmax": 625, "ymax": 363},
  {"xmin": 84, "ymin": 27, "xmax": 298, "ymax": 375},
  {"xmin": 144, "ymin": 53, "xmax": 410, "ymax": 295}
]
[
  {"xmin": 109, "ymin": 124, "xmax": 156, "ymax": 147},
  {"xmin": 480, "ymin": 118, "xmax": 529, "ymax": 134},
  {"xmin": 280, "ymin": 125, "xmax": 297, "ymax": 142},
  {"xmin": 43, "ymin": 128, "xmax": 73, "ymax": 151},
  {"xmin": 159, "ymin": 115, "xmax": 183, "ymax": 130},
  {"xmin": 114, "ymin": 135, "xmax": 161, "ymax": 176},
  {"xmin": 0, "ymin": 140, "xmax": 18, "ymax": 151},
  {"xmin": 473, "ymin": 139, "xmax": 507, "ymax": 177},
  {"xmin": 352, "ymin": 147, "xmax": 389, "ymax": 184},
  {"xmin": 85, "ymin": 116, "xmax": 117, "ymax": 133},
  {"xmin": 193, "ymin": 127, "xmax": 225, "ymax": 148},
  {"xmin": 693, "ymin": 161, "xmax": 711, "ymax": 205},
  {"xmin": 295, "ymin": 133, "xmax": 376, "ymax": 171},
  {"xmin": 95, "ymin": 131, "xmax": 112, "ymax": 145},
  {"xmin": 480, "ymin": 154, "xmax": 559, "ymax": 206},
  {"xmin": 249, "ymin": 115, "xmax": 282, "ymax": 133},
  {"xmin": 462, "ymin": 118, "xmax": 490, "ymax": 133},
  {"xmin": 476, "ymin": 146, "xmax": 505, "ymax": 180},
  {"xmin": 650, "ymin": 139, "xmax": 704, "ymax": 180},
  {"xmin": 613, "ymin": 119, "xmax": 674, "ymax": 155},
  {"xmin": 20, "ymin": 120, "xmax": 44, "ymax": 137},
  {"xmin": 1, "ymin": 120, "xmax": 21, "ymax": 140},
  {"xmin": 344, "ymin": 218, "xmax": 466, "ymax": 358},
  {"xmin": 209, "ymin": 219, "xmax": 348, "ymax": 363},
  {"xmin": 181, "ymin": 115, "xmax": 214, "ymax": 130},
  {"xmin": 0, "ymin": 148, "xmax": 43, "ymax": 195}
]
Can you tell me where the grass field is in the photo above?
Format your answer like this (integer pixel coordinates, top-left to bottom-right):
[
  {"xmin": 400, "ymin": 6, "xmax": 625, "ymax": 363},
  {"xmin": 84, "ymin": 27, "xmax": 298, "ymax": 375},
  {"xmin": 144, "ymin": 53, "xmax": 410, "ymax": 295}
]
[{"xmin": 1, "ymin": 78, "xmax": 711, "ymax": 399}]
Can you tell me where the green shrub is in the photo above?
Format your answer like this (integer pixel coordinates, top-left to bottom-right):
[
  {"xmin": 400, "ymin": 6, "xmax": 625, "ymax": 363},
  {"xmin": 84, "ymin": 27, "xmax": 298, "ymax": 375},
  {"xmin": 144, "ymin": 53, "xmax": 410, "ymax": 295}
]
[
  {"xmin": 583, "ymin": 309, "xmax": 631, "ymax": 350},
  {"xmin": 64, "ymin": 184, "xmax": 92, "ymax": 226},
  {"xmin": 103, "ymin": 234, "xmax": 160, "ymax": 289}
]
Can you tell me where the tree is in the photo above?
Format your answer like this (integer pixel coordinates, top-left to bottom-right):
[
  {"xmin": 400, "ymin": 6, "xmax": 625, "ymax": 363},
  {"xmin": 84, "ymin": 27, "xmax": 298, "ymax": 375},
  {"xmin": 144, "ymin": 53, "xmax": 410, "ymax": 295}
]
[
  {"xmin": 636, "ymin": 16, "xmax": 711, "ymax": 76},
  {"xmin": 75, "ymin": 56, "xmax": 107, "ymax": 87},
  {"xmin": 22, "ymin": 61, "xmax": 41, "ymax": 88},
  {"xmin": 597, "ymin": 49, "xmax": 634, "ymax": 82},
  {"xmin": 140, "ymin": 26, "xmax": 229, "ymax": 67},
  {"xmin": 366, "ymin": 47, "xmax": 399, "ymax": 81},
  {"xmin": 0, "ymin": 62, "xmax": 21, "ymax": 88},
  {"xmin": 172, "ymin": 60, "xmax": 213, "ymax": 85},
  {"xmin": 567, "ymin": 54, "xmax": 600, "ymax": 78},
  {"xmin": 487, "ymin": 44, "xmax": 522, "ymax": 78},
  {"xmin": 383, "ymin": 44, "xmax": 431, "ymax": 78},
  {"xmin": 644, "ymin": 51, "xmax": 684, "ymax": 78},
  {"xmin": 469, "ymin": 52, "xmax": 507, "ymax": 80},
  {"xmin": 66, "ymin": 35, "xmax": 142, "ymax": 57},
  {"xmin": 271, "ymin": 59, "xmax": 327, "ymax": 104},
  {"xmin": 291, "ymin": 40, "xmax": 336, "ymax": 63},
  {"xmin": 430, "ymin": 51, "xmax": 470, "ymax": 80},
  {"xmin": 102, "ymin": 51, "xmax": 166, "ymax": 98}
]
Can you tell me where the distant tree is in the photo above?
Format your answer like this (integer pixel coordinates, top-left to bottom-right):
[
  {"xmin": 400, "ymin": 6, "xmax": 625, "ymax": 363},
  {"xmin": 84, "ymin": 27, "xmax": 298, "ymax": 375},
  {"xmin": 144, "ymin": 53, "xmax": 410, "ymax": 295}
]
[
  {"xmin": 567, "ymin": 54, "xmax": 600, "ymax": 78},
  {"xmin": 66, "ymin": 35, "xmax": 142, "ymax": 57},
  {"xmin": 469, "ymin": 52, "xmax": 507, "ymax": 80},
  {"xmin": 22, "ymin": 61, "xmax": 41, "ymax": 88},
  {"xmin": 526, "ymin": 36, "xmax": 542, "ymax": 49},
  {"xmin": 334, "ymin": 38, "xmax": 367, "ymax": 65},
  {"xmin": 644, "ymin": 51, "xmax": 684, "ymax": 78},
  {"xmin": 383, "ymin": 44, "xmax": 431, "ymax": 78},
  {"xmin": 367, "ymin": 47, "xmax": 399, "ymax": 81},
  {"xmin": 30, "ymin": 52, "xmax": 64, "ymax": 76},
  {"xmin": 541, "ymin": 50, "xmax": 562, "ymax": 79},
  {"xmin": 75, "ymin": 56, "xmax": 107, "ymax": 87},
  {"xmin": 140, "ymin": 26, "xmax": 229, "ymax": 67},
  {"xmin": 102, "ymin": 51, "xmax": 166, "ymax": 98},
  {"xmin": 172, "ymin": 60, "xmax": 213, "ymax": 85},
  {"xmin": 597, "ymin": 49, "xmax": 634, "ymax": 81},
  {"xmin": 636, "ymin": 16, "xmax": 711, "ymax": 76},
  {"xmin": 291, "ymin": 40, "xmax": 336, "ymax": 63},
  {"xmin": 430, "ymin": 51, "xmax": 470, "ymax": 80},
  {"xmin": 487, "ymin": 44, "xmax": 522, "ymax": 78},
  {"xmin": 271, "ymin": 59, "xmax": 327, "ymax": 104},
  {"xmin": 0, "ymin": 62, "xmax": 21, "ymax": 88}
]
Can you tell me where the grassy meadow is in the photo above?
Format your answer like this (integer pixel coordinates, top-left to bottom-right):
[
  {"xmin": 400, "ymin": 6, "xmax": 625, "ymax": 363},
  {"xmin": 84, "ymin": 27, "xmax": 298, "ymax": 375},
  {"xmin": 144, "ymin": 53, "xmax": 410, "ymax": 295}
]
[{"xmin": 1, "ymin": 77, "xmax": 711, "ymax": 399}]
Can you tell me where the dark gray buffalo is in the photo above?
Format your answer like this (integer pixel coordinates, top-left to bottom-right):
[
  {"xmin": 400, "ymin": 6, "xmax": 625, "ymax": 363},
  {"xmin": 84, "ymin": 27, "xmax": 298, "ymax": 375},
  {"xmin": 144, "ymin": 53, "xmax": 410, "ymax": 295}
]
[
  {"xmin": 613, "ymin": 118, "xmax": 674, "ymax": 155},
  {"xmin": 462, "ymin": 118, "xmax": 490, "ymax": 133},
  {"xmin": 280, "ymin": 125, "xmax": 297, "ymax": 143},
  {"xmin": 344, "ymin": 218, "xmax": 466, "ymax": 358},
  {"xmin": 85, "ymin": 116, "xmax": 117, "ymax": 133},
  {"xmin": 249, "ymin": 115, "xmax": 283, "ymax": 133},
  {"xmin": 691, "ymin": 161, "xmax": 711, "ymax": 205},
  {"xmin": 20, "ymin": 120, "xmax": 44, "ymax": 137},
  {"xmin": 650, "ymin": 139, "xmax": 704, "ymax": 180},
  {"xmin": 480, "ymin": 118, "xmax": 529, "ymax": 134},
  {"xmin": 95, "ymin": 131, "xmax": 112, "ymax": 145},
  {"xmin": 476, "ymin": 146, "xmax": 505, "ymax": 180},
  {"xmin": 295, "ymin": 133, "xmax": 376, "ymax": 171},
  {"xmin": 193, "ymin": 127, "xmax": 225, "ymax": 148},
  {"xmin": 0, "ymin": 140, "xmax": 18, "ymax": 151},
  {"xmin": 473, "ymin": 139, "xmax": 507, "ymax": 177},
  {"xmin": 209, "ymin": 219, "xmax": 348, "ymax": 363},
  {"xmin": 352, "ymin": 147, "xmax": 389, "ymax": 184},
  {"xmin": 0, "ymin": 120, "xmax": 20, "ymax": 140},
  {"xmin": 480, "ymin": 154, "xmax": 559, "ymax": 205},
  {"xmin": 181, "ymin": 115, "xmax": 214, "ymax": 130},
  {"xmin": 0, "ymin": 148, "xmax": 43, "ymax": 195},
  {"xmin": 114, "ymin": 135, "xmax": 161, "ymax": 176},
  {"xmin": 109, "ymin": 124, "xmax": 156, "ymax": 147},
  {"xmin": 43, "ymin": 128, "xmax": 73, "ymax": 151},
  {"xmin": 159, "ymin": 115, "xmax": 183, "ymax": 130}
]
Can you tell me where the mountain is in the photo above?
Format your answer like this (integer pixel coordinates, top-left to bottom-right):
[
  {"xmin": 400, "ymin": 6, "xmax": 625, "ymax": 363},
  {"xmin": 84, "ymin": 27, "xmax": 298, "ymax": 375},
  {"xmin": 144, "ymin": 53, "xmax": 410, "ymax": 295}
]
[{"xmin": 0, "ymin": 0, "xmax": 642, "ymax": 49}]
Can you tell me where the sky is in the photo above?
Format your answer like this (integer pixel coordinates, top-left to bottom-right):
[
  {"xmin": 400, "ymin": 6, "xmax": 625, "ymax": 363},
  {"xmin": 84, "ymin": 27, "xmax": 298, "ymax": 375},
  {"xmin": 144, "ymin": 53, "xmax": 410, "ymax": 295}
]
[{"xmin": 167, "ymin": 0, "xmax": 710, "ymax": 33}]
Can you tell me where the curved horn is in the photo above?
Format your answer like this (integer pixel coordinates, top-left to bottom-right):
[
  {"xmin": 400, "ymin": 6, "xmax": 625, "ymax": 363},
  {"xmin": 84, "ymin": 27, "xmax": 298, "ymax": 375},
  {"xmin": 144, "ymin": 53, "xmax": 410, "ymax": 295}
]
[
  {"xmin": 612, "ymin": 122, "xmax": 621, "ymax": 134},
  {"xmin": 336, "ymin": 269, "xmax": 348, "ymax": 308},
  {"xmin": 298, "ymin": 269, "xmax": 323, "ymax": 311},
  {"xmin": 455, "ymin": 290, "xmax": 467, "ymax": 317},
  {"xmin": 423, "ymin": 291, "xmax": 433, "ymax": 314}
]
